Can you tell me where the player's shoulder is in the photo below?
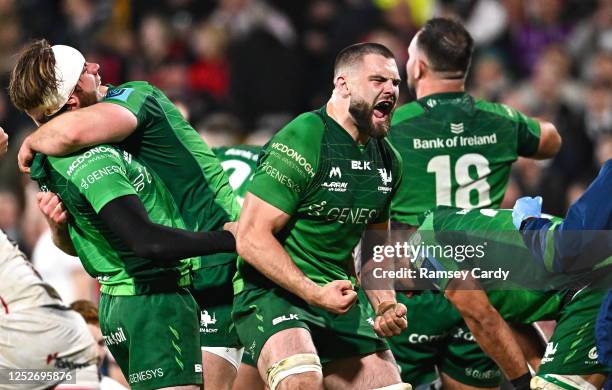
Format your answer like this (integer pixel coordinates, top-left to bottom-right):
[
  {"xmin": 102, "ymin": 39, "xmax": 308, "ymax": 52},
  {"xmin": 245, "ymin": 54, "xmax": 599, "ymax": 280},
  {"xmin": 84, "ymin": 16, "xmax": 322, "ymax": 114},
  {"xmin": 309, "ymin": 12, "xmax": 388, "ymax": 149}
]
[
  {"xmin": 270, "ymin": 111, "xmax": 326, "ymax": 146},
  {"xmin": 391, "ymin": 101, "xmax": 426, "ymax": 125},
  {"xmin": 103, "ymin": 81, "xmax": 154, "ymax": 103},
  {"xmin": 474, "ymin": 98, "xmax": 528, "ymax": 123},
  {"xmin": 281, "ymin": 111, "xmax": 325, "ymax": 133},
  {"xmin": 45, "ymin": 145, "xmax": 123, "ymax": 177},
  {"xmin": 110, "ymin": 81, "xmax": 152, "ymax": 93}
]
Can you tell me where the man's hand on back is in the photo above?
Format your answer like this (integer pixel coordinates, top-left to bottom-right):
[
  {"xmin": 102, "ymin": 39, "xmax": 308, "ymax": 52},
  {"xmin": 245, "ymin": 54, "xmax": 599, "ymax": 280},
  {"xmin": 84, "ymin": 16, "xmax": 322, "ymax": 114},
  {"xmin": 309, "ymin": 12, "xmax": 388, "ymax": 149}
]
[{"xmin": 18, "ymin": 136, "xmax": 34, "ymax": 173}]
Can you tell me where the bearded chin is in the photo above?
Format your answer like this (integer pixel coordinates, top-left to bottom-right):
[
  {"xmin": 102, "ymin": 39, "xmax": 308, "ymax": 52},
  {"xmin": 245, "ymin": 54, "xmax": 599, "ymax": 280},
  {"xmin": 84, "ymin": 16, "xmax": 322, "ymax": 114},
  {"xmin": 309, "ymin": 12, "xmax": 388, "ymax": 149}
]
[
  {"xmin": 370, "ymin": 120, "xmax": 390, "ymax": 139},
  {"xmin": 348, "ymin": 99, "xmax": 389, "ymax": 140}
]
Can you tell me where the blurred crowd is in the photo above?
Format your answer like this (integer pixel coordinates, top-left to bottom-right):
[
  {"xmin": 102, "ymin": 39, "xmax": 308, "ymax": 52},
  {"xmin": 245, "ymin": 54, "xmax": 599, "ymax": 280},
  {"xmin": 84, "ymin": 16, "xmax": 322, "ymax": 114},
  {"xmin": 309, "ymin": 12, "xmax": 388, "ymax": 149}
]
[{"xmin": 0, "ymin": 0, "xmax": 610, "ymax": 305}]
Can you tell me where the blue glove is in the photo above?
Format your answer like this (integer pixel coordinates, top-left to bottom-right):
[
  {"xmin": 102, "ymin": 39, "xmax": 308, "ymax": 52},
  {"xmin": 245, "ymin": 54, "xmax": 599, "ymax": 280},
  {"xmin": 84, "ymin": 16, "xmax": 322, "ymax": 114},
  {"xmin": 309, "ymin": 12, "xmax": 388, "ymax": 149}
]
[{"xmin": 512, "ymin": 196, "xmax": 543, "ymax": 230}]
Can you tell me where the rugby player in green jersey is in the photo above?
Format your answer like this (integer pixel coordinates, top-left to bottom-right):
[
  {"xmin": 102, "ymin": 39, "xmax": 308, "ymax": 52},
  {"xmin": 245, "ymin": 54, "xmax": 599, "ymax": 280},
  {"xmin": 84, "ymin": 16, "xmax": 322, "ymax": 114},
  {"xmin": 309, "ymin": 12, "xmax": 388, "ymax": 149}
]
[
  {"xmin": 27, "ymin": 144, "xmax": 237, "ymax": 390},
  {"xmin": 213, "ymin": 145, "xmax": 262, "ymax": 206},
  {"xmin": 10, "ymin": 40, "xmax": 241, "ymax": 389},
  {"xmin": 401, "ymin": 207, "xmax": 609, "ymax": 390},
  {"xmin": 233, "ymin": 43, "xmax": 410, "ymax": 390},
  {"xmin": 385, "ymin": 17, "xmax": 562, "ymax": 389},
  {"xmin": 213, "ymin": 145, "xmax": 266, "ymax": 390}
]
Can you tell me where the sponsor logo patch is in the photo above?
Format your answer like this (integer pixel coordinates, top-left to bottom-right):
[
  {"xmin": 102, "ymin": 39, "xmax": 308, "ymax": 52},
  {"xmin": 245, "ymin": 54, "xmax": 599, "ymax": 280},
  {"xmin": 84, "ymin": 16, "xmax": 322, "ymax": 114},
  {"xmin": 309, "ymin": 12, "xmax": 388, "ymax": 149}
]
[
  {"xmin": 272, "ymin": 314, "xmax": 299, "ymax": 326},
  {"xmin": 105, "ymin": 88, "xmax": 134, "ymax": 102},
  {"xmin": 104, "ymin": 327, "xmax": 127, "ymax": 346},
  {"xmin": 450, "ymin": 122, "xmax": 464, "ymax": 134},
  {"xmin": 200, "ymin": 310, "xmax": 218, "ymax": 333}
]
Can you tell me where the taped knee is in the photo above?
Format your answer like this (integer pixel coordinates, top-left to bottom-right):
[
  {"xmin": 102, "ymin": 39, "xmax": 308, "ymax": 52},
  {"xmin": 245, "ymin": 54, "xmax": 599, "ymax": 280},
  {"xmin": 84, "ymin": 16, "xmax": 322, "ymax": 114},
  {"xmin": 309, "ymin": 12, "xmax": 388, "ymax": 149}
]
[
  {"xmin": 266, "ymin": 353, "xmax": 322, "ymax": 390},
  {"xmin": 372, "ymin": 383, "xmax": 412, "ymax": 390},
  {"xmin": 531, "ymin": 374, "xmax": 597, "ymax": 390}
]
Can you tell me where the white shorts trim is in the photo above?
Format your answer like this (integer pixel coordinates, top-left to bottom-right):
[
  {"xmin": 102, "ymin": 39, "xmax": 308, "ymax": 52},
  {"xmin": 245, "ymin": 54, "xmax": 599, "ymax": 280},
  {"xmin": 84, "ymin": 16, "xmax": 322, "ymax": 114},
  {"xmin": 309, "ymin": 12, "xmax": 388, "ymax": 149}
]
[{"xmin": 202, "ymin": 347, "xmax": 244, "ymax": 370}]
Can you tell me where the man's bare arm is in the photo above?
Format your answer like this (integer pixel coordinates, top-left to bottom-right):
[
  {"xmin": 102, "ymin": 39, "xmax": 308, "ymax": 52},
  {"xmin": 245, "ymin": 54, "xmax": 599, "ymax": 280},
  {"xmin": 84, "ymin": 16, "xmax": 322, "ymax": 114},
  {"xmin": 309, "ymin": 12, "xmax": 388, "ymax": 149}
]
[
  {"xmin": 19, "ymin": 103, "xmax": 137, "ymax": 172},
  {"xmin": 531, "ymin": 120, "xmax": 561, "ymax": 160},
  {"xmin": 445, "ymin": 287, "xmax": 530, "ymax": 380},
  {"xmin": 37, "ymin": 192, "xmax": 77, "ymax": 256},
  {"xmin": 361, "ymin": 221, "xmax": 408, "ymax": 337},
  {"xmin": 237, "ymin": 193, "xmax": 357, "ymax": 314}
]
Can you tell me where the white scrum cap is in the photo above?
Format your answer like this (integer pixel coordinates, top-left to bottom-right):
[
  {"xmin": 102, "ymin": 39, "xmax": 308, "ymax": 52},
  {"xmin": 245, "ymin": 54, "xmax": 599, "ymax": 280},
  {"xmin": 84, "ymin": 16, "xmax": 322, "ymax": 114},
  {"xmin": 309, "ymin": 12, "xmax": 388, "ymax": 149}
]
[{"xmin": 45, "ymin": 45, "xmax": 85, "ymax": 115}]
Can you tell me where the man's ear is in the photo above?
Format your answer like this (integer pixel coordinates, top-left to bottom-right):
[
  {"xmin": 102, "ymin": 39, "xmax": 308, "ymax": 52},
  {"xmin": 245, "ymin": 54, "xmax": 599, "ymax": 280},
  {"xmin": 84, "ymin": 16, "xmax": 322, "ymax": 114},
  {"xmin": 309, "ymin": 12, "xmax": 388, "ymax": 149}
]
[
  {"xmin": 334, "ymin": 75, "xmax": 350, "ymax": 98},
  {"xmin": 415, "ymin": 59, "xmax": 427, "ymax": 81},
  {"xmin": 65, "ymin": 94, "xmax": 80, "ymax": 111}
]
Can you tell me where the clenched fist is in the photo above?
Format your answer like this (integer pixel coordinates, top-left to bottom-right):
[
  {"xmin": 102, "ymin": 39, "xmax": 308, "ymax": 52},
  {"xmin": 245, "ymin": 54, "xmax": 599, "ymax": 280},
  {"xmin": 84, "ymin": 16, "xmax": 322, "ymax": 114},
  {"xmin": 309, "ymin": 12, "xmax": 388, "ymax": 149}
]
[
  {"xmin": 37, "ymin": 192, "xmax": 69, "ymax": 229},
  {"xmin": 373, "ymin": 301, "xmax": 407, "ymax": 337},
  {"xmin": 311, "ymin": 280, "xmax": 358, "ymax": 315}
]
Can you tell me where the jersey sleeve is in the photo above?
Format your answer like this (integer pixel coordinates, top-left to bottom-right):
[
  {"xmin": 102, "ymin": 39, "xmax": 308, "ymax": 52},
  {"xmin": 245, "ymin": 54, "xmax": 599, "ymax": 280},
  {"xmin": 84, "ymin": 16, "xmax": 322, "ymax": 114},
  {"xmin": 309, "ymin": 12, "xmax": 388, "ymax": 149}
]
[
  {"xmin": 49, "ymin": 146, "xmax": 136, "ymax": 213},
  {"xmin": 101, "ymin": 85, "xmax": 149, "ymax": 125},
  {"xmin": 247, "ymin": 114, "xmax": 322, "ymax": 215},
  {"xmin": 513, "ymin": 107, "xmax": 541, "ymax": 157}
]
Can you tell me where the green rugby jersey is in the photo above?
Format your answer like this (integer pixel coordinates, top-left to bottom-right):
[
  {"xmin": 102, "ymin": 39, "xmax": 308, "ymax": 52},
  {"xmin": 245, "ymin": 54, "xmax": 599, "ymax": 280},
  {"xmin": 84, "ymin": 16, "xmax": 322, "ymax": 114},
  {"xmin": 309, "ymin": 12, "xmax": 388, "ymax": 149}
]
[
  {"xmin": 213, "ymin": 145, "xmax": 261, "ymax": 204},
  {"xmin": 30, "ymin": 146, "xmax": 193, "ymax": 296},
  {"xmin": 413, "ymin": 207, "xmax": 583, "ymax": 323},
  {"xmin": 233, "ymin": 107, "xmax": 403, "ymax": 293},
  {"xmin": 102, "ymin": 82, "xmax": 239, "ymax": 267},
  {"xmin": 389, "ymin": 92, "xmax": 541, "ymax": 225}
]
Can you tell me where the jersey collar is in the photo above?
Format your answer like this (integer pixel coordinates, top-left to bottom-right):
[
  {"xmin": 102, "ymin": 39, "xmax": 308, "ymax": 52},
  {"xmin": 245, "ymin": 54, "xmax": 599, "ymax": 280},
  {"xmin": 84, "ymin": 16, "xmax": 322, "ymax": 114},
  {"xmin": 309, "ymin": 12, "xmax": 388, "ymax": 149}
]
[{"xmin": 417, "ymin": 92, "xmax": 472, "ymax": 111}]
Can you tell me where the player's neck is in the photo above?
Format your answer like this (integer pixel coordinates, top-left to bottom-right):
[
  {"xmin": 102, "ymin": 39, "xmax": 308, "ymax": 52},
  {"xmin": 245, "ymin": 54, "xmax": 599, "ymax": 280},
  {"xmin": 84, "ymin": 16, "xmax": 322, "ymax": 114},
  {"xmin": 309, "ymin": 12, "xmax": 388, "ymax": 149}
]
[
  {"xmin": 326, "ymin": 96, "xmax": 364, "ymax": 144},
  {"xmin": 416, "ymin": 78, "xmax": 465, "ymax": 100}
]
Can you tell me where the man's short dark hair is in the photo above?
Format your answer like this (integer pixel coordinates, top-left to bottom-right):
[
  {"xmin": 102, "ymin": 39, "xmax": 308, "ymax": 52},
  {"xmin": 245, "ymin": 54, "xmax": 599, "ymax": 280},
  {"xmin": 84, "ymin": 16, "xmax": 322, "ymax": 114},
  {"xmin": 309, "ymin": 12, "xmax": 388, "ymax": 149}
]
[
  {"xmin": 417, "ymin": 17, "xmax": 474, "ymax": 77},
  {"xmin": 334, "ymin": 43, "xmax": 395, "ymax": 77}
]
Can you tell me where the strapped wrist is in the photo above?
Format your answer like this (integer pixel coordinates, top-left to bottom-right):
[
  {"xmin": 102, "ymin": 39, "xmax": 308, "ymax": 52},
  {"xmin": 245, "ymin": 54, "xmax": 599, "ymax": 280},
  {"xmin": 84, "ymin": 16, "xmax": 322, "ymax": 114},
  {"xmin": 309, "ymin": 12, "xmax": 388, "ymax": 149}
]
[{"xmin": 376, "ymin": 300, "xmax": 397, "ymax": 316}]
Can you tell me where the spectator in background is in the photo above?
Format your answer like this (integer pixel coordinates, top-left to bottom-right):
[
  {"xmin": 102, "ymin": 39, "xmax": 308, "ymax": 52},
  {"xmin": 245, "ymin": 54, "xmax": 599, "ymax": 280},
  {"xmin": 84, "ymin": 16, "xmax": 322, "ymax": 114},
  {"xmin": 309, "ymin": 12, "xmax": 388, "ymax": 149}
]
[
  {"xmin": 18, "ymin": 182, "xmax": 49, "ymax": 255},
  {"xmin": 301, "ymin": 0, "xmax": 342, "ymax": 109},
  {"xmin": 0, "ymin": 188, "xmax": 20, "ymax": 243},
  {"xmin": 197, "ymin": 112, "xmax": 243, "ymax": 147},
  {"xmin": 60, "ymin": 0, "xmax": 112, "ymax": 49},
  {"xmin": 584, "ymin": 53, "xmax": 612, "ymax": 156},
  {"xmin": 209, "ymin": 0, "xmax": 301, "ymax": 118},
  {"xmin": 130, "ymin": 13, "xmax": 187, "ymax": 95},
  {"xmin": 209, "ymin": 0, "xmax": 296, "ymax": 47},
  {"xmin": 514, "ymin": 45, "xmax": 594, "ymax": 214},
  {"xmin": 374, "ymin": 0, "xmax": 428, "ymax": 40},
  {"xmin": 439, "ymin": 0, "xmax": 508, "ymax": 46},
  {"xmin": 0, "ymin": 0, "xmax": 22, "ymax": 75},
  {"xmin": 226, "ymin": 13, "xmax": 301, "ymax": 131},
  {"xmin": 568, "ymin": 0, "xmax": 612, "ymax": 79},
  {"xmin": 469, "ymin": 53, "xmax": 509, "ymax": 102},
  {"xmin": 585, "ymin": 81, "xmax": 612, "ymax": 141},
  {"xmin": 32, "ymin": 228, "xmax": 98, "ymax": 304},
  {"xmin": 188, "ymin": 21, "xmax": 231, "ymax": 115},
  {"xmin": 596, "ymin": 135, "xmax": 612, "ymax": 167},
  {"xmin": 590, "ymin": 51, "xmax": 612, "ymax": 84},
  {"xmin": 510, "ymin": 0, "xmax": 573, "ymax": 74}
]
